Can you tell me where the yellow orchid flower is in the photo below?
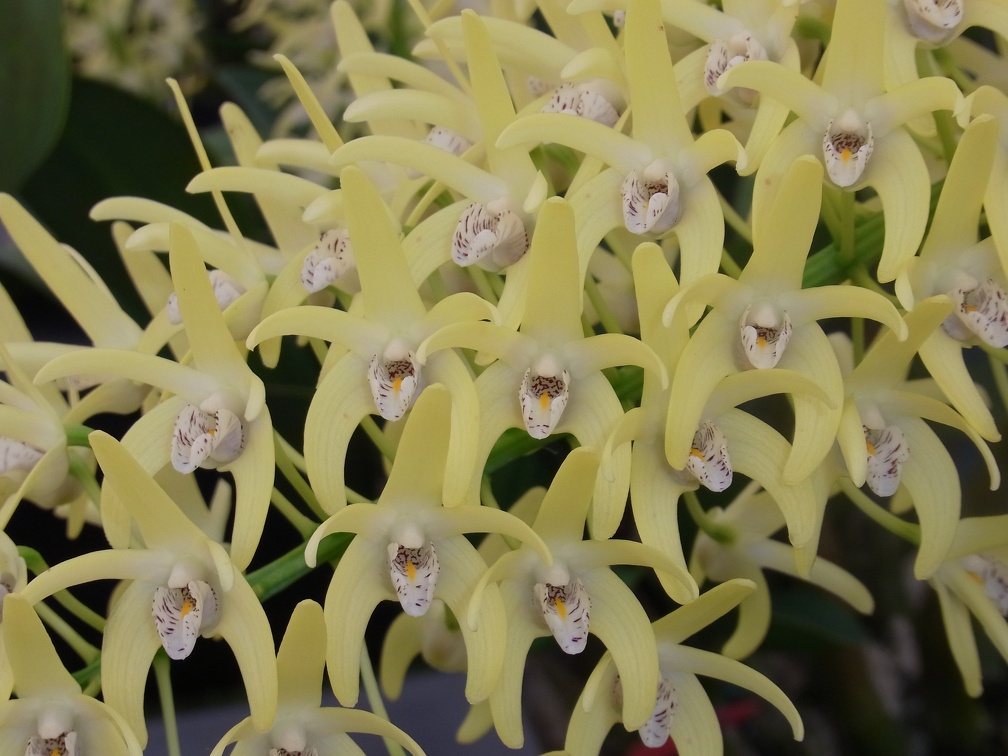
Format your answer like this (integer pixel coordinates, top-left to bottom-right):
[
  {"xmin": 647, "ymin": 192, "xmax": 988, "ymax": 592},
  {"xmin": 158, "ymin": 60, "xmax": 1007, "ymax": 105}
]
[
  {"xmin": 929, "ymin": 513, "xmax": 1008, "ymax": 697},
  {"xmin": 34, "ymin": 224, "xmax": 274, "ymax": 571},
  {"xmin": 466, "ymin": 447, "xmax": 695, "ymax": 748},
  {"xmin": 663, "ymin": 157, "xmax": 906, "ymax": 489},
  {"xmin": 303, "ymin": 385, "xmax": 551, "ymax": 711},
  {"xmin": 498, "ymin": 0, "xmax": 745, "ymax": 288},
  {"xmin": 247, "ymin": 166, "xmax": 490, "ymax": 512},
  {"xmin": 719, "ymin": 0, "xmax": 965, "ymax": 282},
  {"xmin": 0, "ymin": 594, "xmax": 143, "ymax": 755},
  {"xmin": 690, "ymin": 482, "xmax": 874, "ymax": 660},
  {"xmin": 896, "ymin": 114, "xmax": 1006, "ymax": 442},
  {"xmin": 551, "ymin": 579, "xmax": 803, "ymax": 755},
  {"xmin": 211, "ymin": 599, "xmax": 425, "ymax": 756},
  {"xmin": 419, "ymin": 197, "xmax": 666, "ymax": 536},
  {"xmin": 19, "ymin": 432, "xmax": 277, "ymax": 747},
  {"xmin": 834, "ymin": 299, "xmax": 999, "ymax": 579}
]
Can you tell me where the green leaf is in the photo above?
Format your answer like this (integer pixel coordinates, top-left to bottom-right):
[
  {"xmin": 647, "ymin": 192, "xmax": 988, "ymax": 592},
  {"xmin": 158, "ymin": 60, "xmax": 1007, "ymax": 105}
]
[{"xmin": 0, "ymin": 0, "xmax": 70, "ymax": 191}]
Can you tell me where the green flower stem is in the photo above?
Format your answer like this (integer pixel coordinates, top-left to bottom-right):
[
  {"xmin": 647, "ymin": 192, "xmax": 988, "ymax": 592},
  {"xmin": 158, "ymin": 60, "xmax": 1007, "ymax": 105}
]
[
  {"xmin": 584, "ymin": 272, "xmax": 625, "ymax": 335},
  {"xmin": 987, "ymin": 354, "xmax": 1008, "ymax": 414},
  {"xmin": 35, "ymin": 600, "xmax": 99, "ymax": 663},
  {"xmin": 819, "ymin": 183, "xmax": 844, "ymax": 243},
  {"xmin": 153, "ymin": 652, "xmax": 182, "ymax": 756},
  {"xmin": 933, "ymin": 109, "xmax": 959, "ymax": 165},
  {"xmin": 270, "ymin": 488, "xmax": 317, "ymax": 538},
  {"xmin": 839, "ymin": 478, "xmax": 921, "ymax": 545},
  {"xmin": 837, "ymin": 189, "xmax": 857, "ymax": 267},
  {"xmin": 64, "ymin": 423, "xmax": 94, "ymax": 447},
  {"xmin": 718, "ymin": 190, "xmax": 753, "ymax": 245},
  {"xmin": 794, "ymin": 14, "xmax": 831, "ymax": 45},
  {"xmin": 467, "ymin": 266, "xmax": 500, "ymax": 304},
  {"xmin": 81, "ymin": 672, "xmax": 102, "ymax": 697},
  {"xmin": 20, "ymin": 547, "xmax": 106, "ymax": 632},
  {"xmin": 247, "ymin": 532, "xmax": 352, "ymax": 602},
  {"xmin": 346, "ymin": 485, "xmax": 370, "ymax": 504},
  {"xmin": 849, "ymin": 265, "xmax": 901, "ymax": 305},
  {"xmin": 931, "ymin": 47, "xmax": 975, "ymax": 94},
  {"xmin": 360, "ymin": 415, "xmax": 397, "ymax": 463},
  {"xmin": 481, "ymin": 476, "xmax": 521, "ymax": 550},
  {"xmin": 720, "ymin": 247, "xmax": 744, "ymax": 279},
  {"xmin": 274, "ymin": 432, "xmax": 326, "ymax": 519},
  {"xmin": 683, "ymin": 491, "xmax": 735, "ymax": 544},
  {"xmin": 360, "ymin": 644, "xmax": 406, "ymax": 756},
  {"xmin": 67, "ymin": 456, "xmax": 101, "ymax": 506},
  {"xmin": 71, "ymin": 655, "xmax": 101, "ymax": 690},
  {"xmin": 980, "ymin": 341, "xmax": 1008, "ymax": 365}
]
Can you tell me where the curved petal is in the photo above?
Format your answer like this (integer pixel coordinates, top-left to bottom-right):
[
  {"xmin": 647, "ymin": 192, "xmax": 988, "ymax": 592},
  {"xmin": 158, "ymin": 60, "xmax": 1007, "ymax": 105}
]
[
  {"xmin": 378, "ymin": 613, "xmax": 423, "ymax": 699},
  {"xmin": 522, "ymin": 198, "xmax": 585, "ymax": 341},
  {"xmin": 674, "ymin": 177, "xmax": 727, "ymax": 286},
  {"xmin": 565, "ymin": 333, "xmax": 666, "ymax": 384},
  {"xmin": 946, "ymin": 566, "xmax": 1008, "ymax": 671},
  {"xmin": 381, "ymin": 384, "xmax": 452, "ymax": 504},
  {"xmin": 718, "ymin": 558, "xmax": 772, "ymax": 660},
  {"xmin": 918, "ymin": 331, "xmax": 1000, "ymax": 441},
  {"xmin": 424, "ymin": 353, "xmax": 481, "ymax": 507},
  {"xmin": 2, "ymin": 594, "xmax": 79, "ymax": 698},
  {"xmin": 933, "ymin": 575, "xmax": 983, "ymax": 697},
  {"xmin": 221, "ymin": 413, "xmax": 274, "ymax": 571},
  {"xmin": 417, "ymin": 321, "xmax": 530, "ymax": 366},
  {"xmin": 248, "ymin": 305, "xmax": 388, "ymax": 356},
  {"xmin": 652, "ymin": 578, "xmax": 755, "ymax": 644},
  {"xmin": 186, "ymin": 166, "xmax": 327, "ymax": 211},
  {"xmin": 868, "ymin": 76, "xmax": 965, "ymax": 137},
  {"xmin": 719, "ymin": 61, "xmax": 835, "ymax": 131},
  {"xmin": 665, "ymin": 672, "xmax": 722, "ymax": 756},
  {"xmin": 488, "ymin": 582, "xmax": 543, "ymax": 748},
  {"xmin": 305, "ymin": 708, "xmax": 425, "ymax": 754},
  {"xmin": 274, "ymin": 53, "xmax": 343, "ymax": 151},
  {"xmin": 820, "ymin": 0, "xmax": 885, "ymax": 100}
]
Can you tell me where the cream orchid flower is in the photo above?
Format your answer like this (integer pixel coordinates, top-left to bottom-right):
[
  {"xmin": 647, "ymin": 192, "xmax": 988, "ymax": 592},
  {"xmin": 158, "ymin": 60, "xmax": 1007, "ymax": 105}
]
[
  {"xmin": 833, "ymin": 299, "xmax": 999, "ymax": 579},
  {"xmin": 719, "ymin": 0, "xmax": 965, "ymax": 282},
  {"xmin": 19, "ymin": 432, "xmax": 277, "ymax": 747},
  {"xmin": 419, "ymin": 197, "xmax": 666, "ymax": 537},
  {"xmin": 552, "ymin": 579, "xmax": 804, "ymax": 755},
  {"xmin": 466, "ymin": 448, "xmax": 695, "ymax": 748},
  {"xmin": 0, "ymin": 594, "xmax": 143, "ymax": 755},
  {"xmin": 247, "ymin": 165, "xmax": 490, "ymax": 511},
  {"xmin": 34, "ymin": 224, "xmax": 274, "ymax": 571},
  {"xmin": 303, "ymin": 385, "xmax": 551, "ymax": 710},
  {"xmin": 0, "ymin": 530, "xmax": 27, "ymax": 699},
  {"xmin": 690, "ymin": 482, "xmax": 874, "ymax": 660},
  {"xmin": 930, "ymin": 513, "xmax": 1008, "ymax": 697},
  {"xmin": 211, "ymin": 599, "xmax": 424, "ymax": 756},
  {"xmin": 896, "ymin": 114, "xmax": 1006, "ymax": 442},
  {"xmin": 662, "ymin": 157, "xmax": 906, "ymax": 488},
  {"xmin": 498, "ymin": 0, "xmax": 745, "ymax": 288}
]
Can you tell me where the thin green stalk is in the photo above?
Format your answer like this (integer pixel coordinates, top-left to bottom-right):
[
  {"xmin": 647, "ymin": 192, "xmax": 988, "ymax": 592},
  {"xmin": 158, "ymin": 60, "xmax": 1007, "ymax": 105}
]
[
  {"xmin": 270, "ymin": 489, "xmax": 317, "ymax": 538},
  {"xmin": 64, "ymin": 424, "xmax": 94, "ymax": 447},
  {"xmin": 68, "ymin": 457, "xmax": 101, "ymax": 507},
  {"xmin": 839, "ymin": 478, "xmax": 921, "ymax": 545},
  {"xmin": 584, "ymin": 273, "xmax": 624, "ymax": 335},
  {"xmin": 361, "ymin": 416, "xmax": 397, "ymax": 463},
  {"xmin": 837, "ymin": 189, "xmax": 857, "ymax": 267},
  {"xmin": 931, "ymin": 47, "xmax": 975, "ymax": 93},
  {"xmin": 481, "ymin": 477, "xmax": 522, "ymax": 550},
  {"xmin": 153, "ymin": 653, "xmax": 182, "ymax": 756},
  {"xmin": 849, "ymin": 265, "xmax": 900, "ymax": 305},
  {"xmin": 35, "ymin": 602, "xmax": 99, "ymax": 662},
  {"xmin": 346, "ymin": 486, "xmax": 370, "ymax": 504},
  {"xmin": 683, "ymin": 491, "xmax": 735, "ymax": 544},
  {"xmin": 467, "ymin": 266, "xmax": 499, "ymax": 304},
  {"xmin": 360, "ymin": 645, "xmax": 406, "ymax": 756},
  {"xmin": 274, "ymin": 432, "xmax": 326, "ymax": 519},
  {"xmin": 20, "ymin": 548, "xmax": 106, "ymax": 632},
  {"xmin": 247, "ymin": 532, "xmax": 353, "ymax": 601},
  {"xmin": 718, "ymin": 190, "xmax": 753, "ymax": 245},
  {"xmin": 720, "ymin": 247, "xmax": 743, "ymax": 279},
  {"xmin": 851, "ymin": 317, "xmax": 865, "ymax": 366}
]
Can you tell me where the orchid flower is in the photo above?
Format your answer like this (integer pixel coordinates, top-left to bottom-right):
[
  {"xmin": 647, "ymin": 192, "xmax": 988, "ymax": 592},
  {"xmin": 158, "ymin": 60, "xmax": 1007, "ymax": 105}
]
[
  {"xmin": 0, "ymin": 594, "xmax": 143, "ymax": 755},
  {"xmin": 690, "ymin": 482, "xmax": 874, "ymax": 660},
  {"xmin": 19, "ymin": 431, "xmax": 277, "ymax": 746},
  {"xmin": 719, "ymin": 0, "xmax": 965, "ymax": 282},
  {"xmin": 929, "ymin": 513, "xmax": 1008, "ymax": 697},
  {"xmin": 466, "ymin": 447, "xmax": 695, "ymax": 748},
  {"xmin": 895, "ymin": 114, "xmax": 1006, "ymax": 442},
  {"xmin": 248, "ymin": 165, "xmax": 491, "ymax": 511},
  {"xmin": 551, "ymin": 579, "xmax": 804, "ymax": 755},
  {"xmin": 419, "ymin": 197, "xmax": 666, "ymax": 537},
  {"xmin": 303, "ymin": 384, "xmax": 551, "ymax": 709},
  {"xmin": 833, "ymin": 299, "xmax": 999, "ymax": 579},
  {"xmin": 496, "ymin": 0, "xmax": 745, "ymax": 287},
  {"xmin": 34, "ymin": 224, "xmax": 274, "ymax": 570},
  {"xmin": 211, "ymin": 599, "xmax": 424, "ymax": 756},
  {"xmin": 663, "ymin": 156, "xmax": 906, "ymax": 488},
  {"xmin": 0, "ymin": 530, "xmax": 27, "ymax": 699}
]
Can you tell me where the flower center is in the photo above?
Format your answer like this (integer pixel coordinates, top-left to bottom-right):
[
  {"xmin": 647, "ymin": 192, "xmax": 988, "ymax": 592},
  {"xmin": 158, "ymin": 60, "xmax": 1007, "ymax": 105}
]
[
  {"xmin": 151, "ymin": 579, "xmax": 219, "ymax": 660},
  {"xmin": 943, "ymin": 277, "xmax": 1008, "ymax": 347},
  {"xmin": 519, "ymin": 358, "xmax": 570, "ymax": 439},
  {"xmin": 388, "ymin": 541, "xmax": 439, "ymax": 617},
  {"xmin": 301, "ymin": 228, "xmax": 355, "ymax": 293},
  {"xmin": 166, "ymin": 269, "xmax": 245, "ymax": 325},
  {"xmin": 542, "ymin": 81, "xmax": 621, "ymax": 127},
  {"xmin": 171, "ymin": 404, "xmax": 245, "ymax": 474},
  {"xmin": 823, "ymin": 109, "xmax": 874, "ymax": 188},
  {"xmin": 367, "ymin": 343, "xmax": 422, "ymax": 422},
  {"xmin": 26, "ymin": 732, "xmax": 78, "ymax": 756},
  {"xmin": 620, "ymin": 162, "xmax": 681, "ymax": 236},
  {"xmin": 739, "ymin": 303, "xmax": 792, "ymax": 369},
  {"xmin": 863, "ymin": 423, "xmax": 909, "ymax": 497},
  {"xmin": 452, "ymin": 202, "xmax": 529, "ymax": 271},
  {"xmin": 902, "ymin": 0, "xmax": 963, "ymax": 44},
  {"xmin": 962, "ymin": 554, "xmax": 1008, "ymax": 616},
  {"xmin": 271, "ymin": 749, "xmax": 319, "ymax": 756},
  {"xmin": 705, "ymin": 32, "xmax": 769, "ymax": 98},
  {"xmin": 535, "ymin": 578, "xmax": 590, "ymax": 654},
  {"xmin": 687, "ymin": 420, "xmax": 733, "ymax": 492}
]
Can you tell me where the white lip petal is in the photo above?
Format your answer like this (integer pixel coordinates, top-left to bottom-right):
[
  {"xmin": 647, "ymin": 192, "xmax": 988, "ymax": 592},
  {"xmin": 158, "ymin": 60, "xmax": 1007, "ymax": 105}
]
[
  {"xmin": 542, "ymin": 81, "xmax": 620, "ymax": 127},
  {"xmin": 621, "ymin": 165, "xmax": 681, "ymax": 236},
  {"xmin": 536, "ymin": 578, "xmax": 591, "ymax": 654},
  {"xmin": 638, "ymin": 675, "xmax": 676, "ymax": 748},
  {"xmin": 686, "ymin": 420, "xmax": 733, "ymax": 493},
  {"xmin": 151, "ymin": 579, "xmax": 219, "ymax": 660},
  {"xmin": 301, "ymin": 228, "xmax": 355, "ymax": 293},
  {"xmin": 0, "ymin": 437, "xmax": 44, "ymax": 475},
  {"xmin": 823, "ymin": 109, "xmax": 874, "ymax": 188},
  {"xmin": 171, "ymin": 404, "xmax": 245, "ymax": 474},
  {"xmin": 519, "ymin": 362, "xmax": 570, "ymax": 440},
  {"xmin": 864, "ymin": 424, "xmax": 909, "ymax": 497},
  {"xmin": 945, "ymin": 278, "xmax": 1008, "ymax": 347},
  {"xmin": 27, "ymin": 731, "xmax": 78, "ymax": 756},
  {"xmin": 451, "ymin": 202, "xmax": 529, "ymax": 271},
  {"xmin": 961, "ymin": 555, "xmax": 1008, "ymax": 617},
  {"xmin": 739, "ymin": 303, "xmax": 792, "ymax": 369},
  {"xmin": 167, "ymin": 269, "xmax": 245, "ymax": 324},
  {"xmin": 367, "ymin": 345, "xmax": 422, "ymax": 422},
  {"xmin": 705, "ymin": 32, "xmax": 769, "ymax": 98},
  {"xmin": 388, "ymin": 541, "xmax": 439, "ymax": 617},
  {"xmin": 270, "ymin": 748, "xmax": 318, "ymax": 756},
  {"xmin": 424, "ymin": 125, "xmax": 473, "ymax": 157},
  {"xmin": 902, "ymin": 0, "xmax": 963, "ymax": 44}
]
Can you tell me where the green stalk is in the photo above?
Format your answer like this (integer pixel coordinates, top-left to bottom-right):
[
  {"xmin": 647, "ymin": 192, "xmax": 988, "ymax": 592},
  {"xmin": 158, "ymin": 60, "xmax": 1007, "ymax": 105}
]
[
  {"xmin": 839, "ymin": 478, "xmax": 921, "ymax": 545},
  {"xmin": 247, "ymin": 533, "xmax": 352, "ymax": 601},
  {"xmin": 153, "ymin": 653, "xmax": 182, "ymax": 756},
  {"xmin": 270, "ymin": 489, "xmax": 317, "ymax": 538},
  {"xmin": 584, "ymin": 273, "xmax": 624, "ymax": 335},
  {"xmin": 360, "ymin": 416, "xmax": 397, "ymax": 463},
  {"xmin": 35, "ymin": 601, "xmax": 99, "ymax": 662},
  {"xmin": 683, "ymin": 491, "xmax": 735, "ymax": 544},
  {"xmin": 274, "ymin": 432, "xmax": 326, "ymax": 519},
  {"xmin": 360, "ymin": 644, "xmax": 406, "ymax": 756}
]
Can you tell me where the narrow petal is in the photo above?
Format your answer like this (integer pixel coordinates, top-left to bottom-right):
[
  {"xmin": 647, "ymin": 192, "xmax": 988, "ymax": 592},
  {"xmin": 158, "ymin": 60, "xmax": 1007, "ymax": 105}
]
[
  {"xmin": 933, "ymin": 576, "xmax": 983, "ymax": 697},
  {"xmin": 719, "ymin": 558, "xmax": 772, "ymax": 659},
  {"xmin": 379, "ymin": 385, "xmax": 451, "ymax": 504},
  {"xmin": 2, "ymin": 594, "xmax": 79, "ymax": 699},
  {"xmin": 304, "ymin": 709, "xmax": 425, "ymax": 755},
  {"xmin": 417, "ymin": 321, "xmax": 530, "ymax": 366},
  {"xmin": 565, "ymin": 333, "xmax": 666, "ymax": 384},
  {"xmin": 248, "ymin": 305, "xmax": 387, "ymax": 356},
  {"xmin": 664, "ymin": 672, "xmax": 722, "ymax": 756},
  {"xmin": 532, "ymin": 447, "xmax": 599, "ymax": 542},
  {"xmin": 222, "ymin": 414, "xmax": 274, "ymax": 571},
  {"xmin": 652, "ymin": 579, "xmax": 756, "ymax": 644},
  {"xmin": 488, "ymin": 586, "xmax": 542, "ymax": 748},
  {"xmin": 274, "ymin": 53, "xmax": 343, "ymax": 151},
  {"xmin": 378, "ymin": 613, "xmax": 424, "ymax": 699},
  {"xmin": 719, "ymin": 61, "xmax": 835, "ymax": 131},
  {"xmin": 868, "ymin": 76, "xmax": 965, "ymax": 137},
  {"xmin": 186, "ymin": 166, "xmax": 326, "ymax": 212},
  {"xmin": 673, "ymin": 177, "xmax": 726, "ymax": 286},
  {"xmin": 522, "ymin": 198, "xmax": 585, "ymax": 341},
  {"xmin": 918, "ymin": 331, "xmax": 1000, "ymax": 441},
  {"xmin": 424, "ymin": 352, "xmax": 482, "ymax": 507},
  {"xmin": 946, "ymin": 566, "xmax": 1008, "ymax": 670},
  {"xmin": 820, "ymin": 0, "xmax": 885, "ymax": 100}
]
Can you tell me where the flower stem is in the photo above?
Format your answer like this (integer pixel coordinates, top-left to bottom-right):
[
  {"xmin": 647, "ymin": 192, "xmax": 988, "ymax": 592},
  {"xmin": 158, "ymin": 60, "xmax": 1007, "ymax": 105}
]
[
  {"xmin": 361, "ymin": 416, "xmax": 397, "ymax": 463},
  {"xmin": 683, "ymin": 491, "xmax": 735, "ymax": 544},
  {"xmin": 584, "ymin": 272, "xmax": 624, "ymax": 335},
  {"xmin": 718, "ymin": 190, "xmax": 753, "ymax": 245},
  {"xmin": 274, "ymin": 432, "xmax": 326, "ymax": 519},
  {"xmin": 839, "ymin": 478, "xmax": 920, "ymax": 545},
  {"xmin": 837, "ymin": 189, "xmax": 857, "ymax": 268},
  {"xmin": 64, "ymin": 424, "xmax": 95, "ymax": 447},
  {"xmin": 20, "ymin": 547, "xmax": 106, "ymax": 632},
  {"xmin": 360, "ymin": 644, "xmax": 406, "ymax": 756},
  {"xmin": 247, "ymin": 532, "xmax": 352, "ymax": 601},
  {"xmin": 35, "ymin": 601, "xmax": 100, "ymax": 662},
  {"xmin": 67, "ymin": 456, "xmax": 101, "ymax": 507},
  {"xmin": 270, "ymin": 488, "xmax": 317, "ymax": 538},
  {"xmin": 720, "ymin": 247, "xmax": 743, "ymax": 279},
  {"xmin": 153, "ymin": 652, "xmax": 182, "ymax": 756}
]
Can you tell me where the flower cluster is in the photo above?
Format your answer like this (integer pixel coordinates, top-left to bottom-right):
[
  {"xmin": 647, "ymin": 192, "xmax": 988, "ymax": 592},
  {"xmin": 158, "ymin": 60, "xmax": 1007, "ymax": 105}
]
[{"xmin": 3, "ymin": 0, "xmax": 1008, "ymax": 753}]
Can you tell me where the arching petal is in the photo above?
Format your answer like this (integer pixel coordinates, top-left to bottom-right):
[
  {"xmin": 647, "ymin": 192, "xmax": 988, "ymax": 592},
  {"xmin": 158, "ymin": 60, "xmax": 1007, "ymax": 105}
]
[
  {"xmin": 221, "ymin": 413, "xmax": 274, "ymax": 571},
  {"xmin": 933, "ymin": 575, "xmax": 983, "ymax": 697},
  {"xmin": 918, "ymin": 331, "xmax": 1000, "ymax": 441}
]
